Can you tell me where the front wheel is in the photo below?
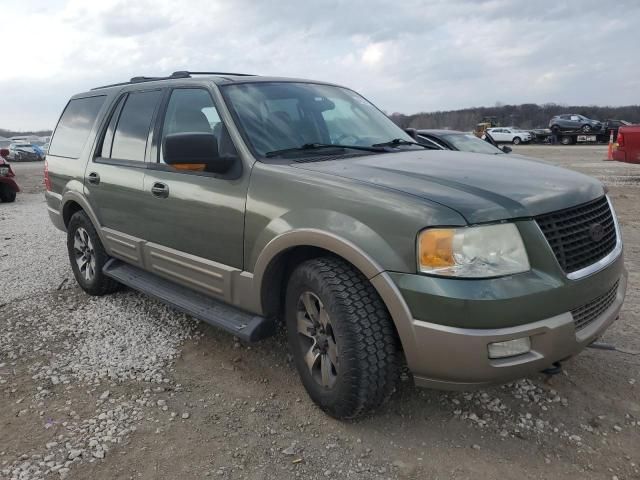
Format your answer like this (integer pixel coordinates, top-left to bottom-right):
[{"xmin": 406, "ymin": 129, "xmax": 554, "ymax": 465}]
[
  {"xmin": 285, "ymin": 257, "xmax": 401, "ymax": 419},
  {"xmin": 582, "ymin": 124, "xmax": 592, "ymax": 132},
  {"xmin": 512, "ymin": 136, "xmax": 521, "ymax": 145},
  {"xmin": 67, "ymin": 211, "xmax": 121, "ymax": 296}
]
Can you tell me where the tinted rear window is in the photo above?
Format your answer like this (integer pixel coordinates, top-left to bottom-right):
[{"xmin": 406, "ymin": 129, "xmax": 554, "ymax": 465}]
[
  {"xmin": 48, "ymin": 96, "xmax": 106, "ymax": 158},
  {"xmin": 110, "ymin": 90, "xmax": 161, "ymax": 162}
]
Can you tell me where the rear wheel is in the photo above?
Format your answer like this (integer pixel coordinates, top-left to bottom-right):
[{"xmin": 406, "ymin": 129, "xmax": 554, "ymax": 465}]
[
  {"xmin": 0, "ymin": 185, "xmax": 16, "ymax": 203},
  {"xmin": 285, "ymin": 257, "xmax": 401, "ymax": 419},
  {"xmin": 560, "ymin": 136, "xmax": 573, "ymax": 145},
  {"xmin": 512, "ymin": 136, "xmax": 521, "ymax": 145},
  {"xmin": 67, "ymin": 211, "xmax": 120, "ymax": 295}
]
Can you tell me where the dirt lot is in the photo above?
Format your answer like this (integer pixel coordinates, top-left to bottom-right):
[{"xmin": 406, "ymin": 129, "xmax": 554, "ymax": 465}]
[{"xmin": 1, "ymin": 146, "xmax": 639, "ymax": 480}]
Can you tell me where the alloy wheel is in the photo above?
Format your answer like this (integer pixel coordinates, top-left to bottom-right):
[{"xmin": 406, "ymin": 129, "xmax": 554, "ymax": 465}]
[
  {"xmin": 296, "ymin": 291, "xmax": 339, "ymax": 388},
  {"xmin": 73, "ymin": 227, "xmax": 96, "ymax": 282}
]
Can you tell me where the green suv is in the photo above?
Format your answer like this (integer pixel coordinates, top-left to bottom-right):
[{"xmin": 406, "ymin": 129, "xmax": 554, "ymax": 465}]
[{"xmin": 45, "ymin": 71, "xmax": 626, "ymax": 419}]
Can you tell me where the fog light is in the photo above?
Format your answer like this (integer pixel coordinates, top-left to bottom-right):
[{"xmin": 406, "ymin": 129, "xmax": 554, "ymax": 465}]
[{"xmin": 488, "ymin": 337, "xmax": 531, "ymax": 359}]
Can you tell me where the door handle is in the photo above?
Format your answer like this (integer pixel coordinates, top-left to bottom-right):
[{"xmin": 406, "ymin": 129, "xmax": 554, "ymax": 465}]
[
  {"xmin": 86, "ymin": 172, "xmax": 100, "ymax": 185},
  {"xmin": 151, "ymin": 182, "xmax": 169, "ymax": 198}
]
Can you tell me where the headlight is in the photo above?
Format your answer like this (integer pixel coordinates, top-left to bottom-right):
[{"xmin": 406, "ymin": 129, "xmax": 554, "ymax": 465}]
[
  {"xmin": 417, "ymin": 223, "xmax": 530, "ymax": 278},
  {"xmin": 0, "ymin": 166, "xmax": 9, "ymax": 176}
]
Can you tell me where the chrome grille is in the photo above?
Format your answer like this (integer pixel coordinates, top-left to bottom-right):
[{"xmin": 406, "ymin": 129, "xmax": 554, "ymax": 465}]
[{"xmin": 536, "ymin": 196, "xmax": 617, "ymax": 274}]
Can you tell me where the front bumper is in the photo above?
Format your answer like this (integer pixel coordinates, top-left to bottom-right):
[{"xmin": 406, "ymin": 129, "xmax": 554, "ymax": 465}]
[
  {"xmin": 381, "ymin": 250, "xmax": 627, "ymax": 389},
  {"xmin": 409, "ymin": 271, "xmax": 625, "ymax": 389}
]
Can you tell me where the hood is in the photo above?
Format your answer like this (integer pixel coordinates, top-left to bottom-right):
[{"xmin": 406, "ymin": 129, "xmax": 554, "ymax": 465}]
[{"xmin": 292, "ymin": 150, "xmax": 604, "ymax": 224}]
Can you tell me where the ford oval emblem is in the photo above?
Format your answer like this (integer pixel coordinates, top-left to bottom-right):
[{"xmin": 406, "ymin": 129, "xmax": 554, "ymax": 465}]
[{"xmin": 589, "ymin": 223, "xmax": 605, "ymax": 242}]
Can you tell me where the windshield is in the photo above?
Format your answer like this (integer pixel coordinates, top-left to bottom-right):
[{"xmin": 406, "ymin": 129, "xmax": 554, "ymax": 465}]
[
  {"xmin": 221, "ymin": 82, "xmax": 413, "ymax": 157},
  {"xmin": 442, "ymin": 133, "xmax": 504, "ymax": 154}
]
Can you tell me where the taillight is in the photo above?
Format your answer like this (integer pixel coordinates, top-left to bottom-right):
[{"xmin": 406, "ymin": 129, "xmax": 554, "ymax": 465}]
[
  {"xmin": 616, "ymin": 131, "xmax": 625, "ymax": 148},
  {"xmin": 44, "ymin": 159, "xmax": 52, "ymax": 191}
]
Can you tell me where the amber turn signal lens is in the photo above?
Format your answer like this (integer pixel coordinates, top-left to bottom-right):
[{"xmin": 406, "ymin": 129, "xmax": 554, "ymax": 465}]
[{"xmin": 418, "ymin": 229, "xmax": 455, "ymax": 269}]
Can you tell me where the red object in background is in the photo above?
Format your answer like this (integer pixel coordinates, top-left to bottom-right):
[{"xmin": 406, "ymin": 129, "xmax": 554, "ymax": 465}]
[
  {"xmin": 0, "ymin": 151, "xmax": 21, "ymax": 200},
  {"xmin": 612, "ymin": 125, "xmax": 640, "ymax": 163}
]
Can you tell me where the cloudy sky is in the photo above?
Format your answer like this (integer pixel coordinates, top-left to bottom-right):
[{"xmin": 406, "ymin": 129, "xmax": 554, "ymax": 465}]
[{"xmin": 2, "ymin": 0, "xmax": 640, "ymax": 131}]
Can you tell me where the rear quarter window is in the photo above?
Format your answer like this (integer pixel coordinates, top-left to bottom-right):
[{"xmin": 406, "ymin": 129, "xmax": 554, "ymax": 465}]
[{"xmin": 48, "ymin": 96, "xmax": 106, "ymax": 159}]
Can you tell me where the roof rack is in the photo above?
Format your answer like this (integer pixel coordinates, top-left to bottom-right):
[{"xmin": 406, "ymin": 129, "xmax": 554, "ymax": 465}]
[
  {"xmin": 171, "ymin": 71, "xmax": 256, "ymax": 77},
  {"xmin": 91, "ymin": 70, "xmax": 257, "ymax": 90}
]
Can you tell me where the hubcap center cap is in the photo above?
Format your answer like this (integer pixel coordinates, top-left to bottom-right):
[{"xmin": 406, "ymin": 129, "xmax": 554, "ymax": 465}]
[{"xmin": 316, "ymin": 334, "xmax": 329, "ymax": 352}]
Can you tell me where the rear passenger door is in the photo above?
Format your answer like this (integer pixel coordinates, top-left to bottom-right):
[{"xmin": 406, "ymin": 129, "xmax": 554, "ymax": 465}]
[
  {"xmin": 85, "ymin": 89, "xmax": 163, "ymax": 253},
  {"xmin": 139, "ymin": 87, "xmax": 247, "ymax": 296}
]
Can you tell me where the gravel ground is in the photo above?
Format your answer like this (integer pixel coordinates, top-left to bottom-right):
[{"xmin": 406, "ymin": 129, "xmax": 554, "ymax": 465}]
[{"xmin": 1, "ymin": 149, "xmax": 639, "ymax": 480}]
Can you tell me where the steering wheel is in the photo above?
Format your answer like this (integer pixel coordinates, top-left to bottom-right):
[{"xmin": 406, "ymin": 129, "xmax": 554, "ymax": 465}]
[{"xmin": 334, "ymin": 134, "xmax": 360, "ymax": 145}]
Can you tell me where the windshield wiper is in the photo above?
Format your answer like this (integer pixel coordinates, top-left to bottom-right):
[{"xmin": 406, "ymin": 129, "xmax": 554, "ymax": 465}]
[
  {"xmin": 265, "ymin": 143, "xmax": 386, "ymax": 158},
  {"xmin": 371, "ymin": 138, "xmax": 435, "ymax": 149}
]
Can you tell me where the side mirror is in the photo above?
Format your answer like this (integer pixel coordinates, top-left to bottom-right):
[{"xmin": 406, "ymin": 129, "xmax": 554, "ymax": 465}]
[
  {"xmin": 0, "ymin": 148, "xmax": 9, "ymax": 159},
  {"xmin": 163, "ymin": 133, "xmax": 234, "ymax": 174},
  {"xmin": 501, "ymin": 145, "xmax": 512, "ymax": 153},
  {"xmin": 405, "ymin": 128, "xmax": 418, "ymax": 140}
]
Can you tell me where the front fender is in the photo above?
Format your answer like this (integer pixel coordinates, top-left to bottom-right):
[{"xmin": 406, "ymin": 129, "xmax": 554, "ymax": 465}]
[
  {"xmin": 249, "ymin": 226, "xmax": 420, "ymax": 367},
  {"xmin": 248, "ymin": 209, "xmax": 409, "ymax": 277}
]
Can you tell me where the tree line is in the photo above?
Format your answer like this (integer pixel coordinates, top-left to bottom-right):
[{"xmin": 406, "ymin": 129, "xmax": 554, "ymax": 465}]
[
  {"xmin": 3, "ymin": 102, "xmax": 640, "ymax": 138},
  {"xmin": 389, "ymin": 104, "xmax": 640, "ymax": 131},
  {"xmin": 0, "ymin": 128, "xmax": 52, "ymax": 139}
]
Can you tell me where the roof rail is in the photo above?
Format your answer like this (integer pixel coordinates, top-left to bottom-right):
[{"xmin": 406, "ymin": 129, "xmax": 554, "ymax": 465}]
[
  {"xmin": 171, "ymin": 71, "xmax": 256, "ymax": 77},
  {"xmin": 91, "ymin": 70, "xmax": 256, "ymax": 90}
]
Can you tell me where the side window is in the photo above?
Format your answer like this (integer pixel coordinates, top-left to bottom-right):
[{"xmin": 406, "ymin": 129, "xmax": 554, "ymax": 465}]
[
  {"xmin": 570, "ymin": 115, "xmax": 580, "ymax": 121},
  {"xmin": 98, "ymin": 95, "xmax": 125, "ymax": 158},
  {"xmin": 160, "ymin": 88, "xmax": 236, "ymax": 170},
  {"xmin": 110, "ymin": 90, "xmax": 162, "ymax": 162},
  {"xmin": 49, "ymin": 96, "xmax": 106, "ymax": 159}
]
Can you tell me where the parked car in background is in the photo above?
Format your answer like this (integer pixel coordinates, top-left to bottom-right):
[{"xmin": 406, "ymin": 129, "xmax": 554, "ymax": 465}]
[
  {"xmin": 486, "ymin": 127, "xmax": 532, "ymax": 144},
  {"xmin": 8, "ymin": 142, "xmax": 42, "ymax": 161},
  {"xmin": 32, "ymin": 144, "xmax": 46, "ymax": 158},
  {"xmin": 417, "ymin": 129, "xmax": 512, "ymax": 154},
  {"xmin": 613, "ymin": 125, "xmax": 640, "ymax": 164},
  {"xmin": 549, "ymin": 114, "xmax": 603, "ymax": 133},
  {"xmin": 0, "ymin": 148, "xmax": 19, "ymax": 202},
  {"xmin": 603, "ymin": 119, "xmax": 631, "ymax": 139}
]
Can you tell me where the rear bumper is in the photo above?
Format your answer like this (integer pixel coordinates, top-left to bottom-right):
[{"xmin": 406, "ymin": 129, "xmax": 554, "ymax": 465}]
[
  {"xmin": 0, "ymin": 178, "xmax": 20, "ymax": 192},
  {"xmin": 409, "ymin": 270, "xmax": 626, "ymax": 389},
  {"xmin": 45, "ymin": 190, "xmax": 66, "ymax": 232}
]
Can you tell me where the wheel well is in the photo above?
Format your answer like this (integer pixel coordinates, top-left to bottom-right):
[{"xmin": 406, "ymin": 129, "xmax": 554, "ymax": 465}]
[
  {"xmin": 62, "ymin": 201, "xmax": 83, "ymax": 228},
  {"xmin": 260, "ymin": 246, "xmax": 329, "ymax": 320},
  {"xmin": 260, "ymin": 245, "xmax": 405, "ymax": 357}
]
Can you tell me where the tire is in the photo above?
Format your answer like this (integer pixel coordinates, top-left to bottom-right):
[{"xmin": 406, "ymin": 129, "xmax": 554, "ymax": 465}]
[
  {"xmin": 66, "ymin": 211, "xmax": 120, "ymax": 296},
  {"xmin": 512, "ymin": 136, "xmax": 521, "ymax": 145},
  {"xmin": 560, "ymin": 136, "xmax": 573, "ymax": 145},
  {"xmin": 582, "ymin": 124, "xmax": 592, "ymax": 133},
  {"xmin": 0, "ymin": 185, "xmax": 16, "ymax": 203},
  {"xmin": 285, "ymin": 257, "xmax": 401, "ymax": 419}
]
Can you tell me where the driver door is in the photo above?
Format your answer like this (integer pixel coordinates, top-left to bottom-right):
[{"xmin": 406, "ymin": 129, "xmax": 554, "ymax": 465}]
[{"xmin": 140, "ymin": 87, "xmax": 248, "ymax": 300}]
